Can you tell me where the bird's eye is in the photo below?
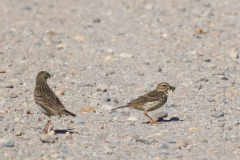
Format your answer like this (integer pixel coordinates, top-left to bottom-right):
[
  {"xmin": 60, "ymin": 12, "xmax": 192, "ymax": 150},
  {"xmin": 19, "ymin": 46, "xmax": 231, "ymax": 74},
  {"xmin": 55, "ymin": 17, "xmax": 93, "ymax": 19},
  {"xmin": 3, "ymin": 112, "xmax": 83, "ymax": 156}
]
[{"xmin": 163, "ymin": 85, "xmax": 166, "ymax": 87}]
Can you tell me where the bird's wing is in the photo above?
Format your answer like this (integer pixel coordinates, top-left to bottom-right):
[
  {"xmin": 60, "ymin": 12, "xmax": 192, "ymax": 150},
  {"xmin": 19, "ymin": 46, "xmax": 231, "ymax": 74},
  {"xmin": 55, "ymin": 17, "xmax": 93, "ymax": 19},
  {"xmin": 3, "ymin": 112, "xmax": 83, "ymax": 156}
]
[
  {"xmin": 128, "ymin": 91, "xmax": 164, "ymax": 105},
  {"xmin": 34, "ymin": 86, "xmax": 66, "ymax": 116}
]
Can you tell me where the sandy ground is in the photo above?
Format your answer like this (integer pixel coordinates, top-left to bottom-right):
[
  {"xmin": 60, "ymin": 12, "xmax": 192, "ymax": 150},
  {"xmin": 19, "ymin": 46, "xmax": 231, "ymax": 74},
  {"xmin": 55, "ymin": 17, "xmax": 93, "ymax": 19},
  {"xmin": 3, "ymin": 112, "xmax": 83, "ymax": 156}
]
[{"xmin": 1, "ymin": 0, "xmax": 240, "ymax": 159}]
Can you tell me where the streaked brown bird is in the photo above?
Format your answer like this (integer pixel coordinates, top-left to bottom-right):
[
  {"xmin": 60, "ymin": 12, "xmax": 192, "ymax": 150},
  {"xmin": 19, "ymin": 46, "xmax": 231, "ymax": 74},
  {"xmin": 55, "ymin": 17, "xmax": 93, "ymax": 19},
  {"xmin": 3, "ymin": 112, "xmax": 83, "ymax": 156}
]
[
  {"xmin": 34, "ymin": 71, "xmax": 76, "ymax": 133},
  {"xmin": 112, "ymin": 82, "xmax": 174, "ymax": 124}
]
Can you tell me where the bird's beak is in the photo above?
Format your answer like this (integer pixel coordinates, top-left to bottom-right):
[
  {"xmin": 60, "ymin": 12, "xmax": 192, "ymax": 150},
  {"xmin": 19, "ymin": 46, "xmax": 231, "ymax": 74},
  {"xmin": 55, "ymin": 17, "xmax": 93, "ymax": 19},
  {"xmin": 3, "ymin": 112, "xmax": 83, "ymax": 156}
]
[{"xmin": 49, "ymin": 74, "xmax": 53, "ymax": 78}]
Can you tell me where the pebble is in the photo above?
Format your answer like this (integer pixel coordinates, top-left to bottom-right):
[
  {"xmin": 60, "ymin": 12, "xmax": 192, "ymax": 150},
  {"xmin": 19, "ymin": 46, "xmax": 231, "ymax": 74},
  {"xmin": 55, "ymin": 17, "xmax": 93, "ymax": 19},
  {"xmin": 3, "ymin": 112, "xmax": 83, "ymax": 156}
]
[
  {"xmin": 229, "ymin": 48, "xmax": 238, "ymax": 58},
  {"xmin": 80, "ymin": 107, "xmax": 95, "ymax": 113},
  {"xmin": 200, "ymin": 77, "xmax": 208, "ymax": 82},
  {"xmin": 24, "ymin": 109, "xmax": 32, "ymax": 114},
  {"xmin": 46, "ymin": 30, "xmax": 57, "ymax": 35},
  {"xmin": 208, "ymin": 98, "xmax": 214, "ymax": 102},
  {"xmin": 48, "ymin": 130, "xmax": 55, "ymax": 135},
  {"xmin": 96, "ymin": 84, "xmax": 108, "ymax": 92},
  {"xmin": 57, "ymin": 45, "xmax": 63, "ymax": 49},
  {"xmin": 0, "ymin": 83, "xmax": 13, "ymax": 88},
  {"xmin": 128, "ymin": 116, "xmax": 138, "ymax": 121},
  {"xmin": 15, "ymin": 130, "xmax": 22, "ymax": 136},
  {"xmin": 3, "ymin": 122, "xmax": 14, "ymax": 132},
  {"xmin": 0, "ymin": 69, "xmax": 6, "ymax": 73},
  {"xmin": 221, "ymin": 76, "xmax": 228, "ymax": 80},
  {"xmin": 152, "ymin": 111, "xmax": 168, "ymax": 121},
  {"xmin": 159, "ymin": 143, "xmax": 169, "ymax": 149},
  {"xmin": 93, "ymin": 18, "xmax": 101, "ymax": 23},
  {"xmin": 10, "ymin": 93, "xmax": 18, "ymax": 98},
  {"xmin": 145, "ymin": 4, "xmax": 154, "ymax": 10},
  {"xmin": 173, "ymin": 141, "xmax": 188, "ymax": 149},
  {"xmin": 211, "ymin": 112, "xmax": 224, "ymax": 118},
  {"xmin": 119, "ymin": 53, "xmax": 133, "ymax": 58},
  {"xmin": 70, "ymin": 118, "xmax": 85, "ymax": 124},
  {"xmin": 15, "ymin": 117, "xmax": 20, "ymax": 122},
  {"xmin": 56, "ymin": 89, "xmax": 65, "ymax": 95},
  {"xmin": 135, "ymin": 139, "xmax": 149, "ymax": 144},
  {"xmin": 39, "ymin": 134, "xmax": 56, "ymax": 143},
  {"xmin": 2, "ymin": 141, "xmax": 15, "ymax": 148}
]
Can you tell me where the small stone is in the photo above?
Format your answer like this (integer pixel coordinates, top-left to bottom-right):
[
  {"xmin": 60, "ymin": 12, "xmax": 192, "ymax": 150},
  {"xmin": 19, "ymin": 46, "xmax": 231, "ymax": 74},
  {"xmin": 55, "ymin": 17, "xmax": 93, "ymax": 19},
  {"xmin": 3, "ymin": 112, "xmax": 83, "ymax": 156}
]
[
  {"xmin": 158, "ymin": 67, "xmax": 162, "ymax": 72},
  {"xmin": 70, "ymin": 118, "xmax": 85, "ymax": 124},
  {"xmin": 0, "ymin": 69, "xmax": 6, "ymax": 73},
  {"xmin": 207, "ymin": 98, "xmax": 214, "ymax": 102},
  {"xmin": 10, "ymin": 93, "xmax": 18, "ymax": 98},
  {"xmin": 3, "ymin": 122, "xmax": 14, "ymax": 132},
  {"xmin": 211, "ymin": 112, "xmax": 224, "ymax": 118},
  {"xmin": 145, "ymin": 4, "xmax": 154, "ymax": 10},
  {"xmin": 107, "ymin": 48, "xmax": 114, "ymax": 54},
  {"xmin": 200, "ymin": 77, "xmax": 208, "ymax": 82},
  {"xmin": 225, "ymin": 126, "xmax": 232, "ymax": 130},
  {"xmin": 120, "ymin": 53, "xmax": 133, "ymax": 58},
  {"xmin": 15, "ymin": 117, "xmax": 20, "ymax": 122},
  {"xmin": 22, "ymin": 6, "xmax": 31, "ymax": 10},
  {"xmin": 2, "ymin": 141, "xmax": 15, "ymax": 148},
  {"xmin": 159, "ymin": 143, "xmax": 169, "ymax": 149},
  {"xmin": 0, "ymin": 83, "xmax": 13, "ymax": 88},
  {"xmin": 196, "ymin": 28, "xmax": 204, "ymax": 34},
  {"xmin": 96, "ymin": 84, "xmax": 108, "ymax": 92},
  {"xmin": 0, "ymin": 109, "xmax": 8, "ymax": 114},
  {"xmin": 152, "ymin": 111, "xmax": 168, "ymax": 121},
  {"xmin": 229, "ymin": 48, "xmax": 238, "ymax": 58},
  {"xmin": 57, "ymin": 45, "xmax": 63, "ymax": 49},
  {"xmin": 222, "ymin": 76, "xmax": 228, "ymax": 80},
  {"xmin": 24, "ymin": 125, "xmax": 31, "ymax": 129},
  {"xmin": 80, "ymin": 107, "xmax": 95, "ymax": 113},
  {"xmin": 93, "ymin": 18, "xmax": 101, "ymax": 23},
  {"xmin": 56, "ymin": 89, "xmax": 65, "ymax": 95},
  {"xmin": 50, "ymin": 153, "xmax": 60, "ymax": 158},
  {"xmin": 121, "ymin": 111, "xmax": 130, "ymax": 116},
  {"xmin": 74, "ymin": 36, "xmax": 85, "ymax": 40},
  {"xmin": 128, "ymin": 116, "xmax": 138, "ymax": 121},
  {"xmin": 24, "ymin": 110, "xmax": 32, "ymax": 114},
  {"xmin": 46, "ymin": 30, "xmax": 57, "ymax": 35},
  {"xmin": 15, "ymin": 130, "xmax": 22, "ymax": 136},
  {"xmin": 208, "ymin": 64, "xmax": 217, "ymax": 69},
  {"xmin": 204, "ymin": 58, "xmax": 211, "ymax": 62},
  {"xmin": 113, "ymin": 98, "xmax": 119, "ymax": 104},
  {"xmin": 173, "ymin": 141, "xmax": 188, "ymax": 149},
  {"xmin": 135, "ymin": 139, "xmax": 149, "ymax": 144},
  {"xmin": 39, "ymin": 134, "xmax": 55, "ymax": 143},
  {"xmin": 195, "ymin": 83, "xmax": 202, "ymax": 90},
  {"xmin": 48, "ymin": 130, "xmax": 55, "ymax": 135}
]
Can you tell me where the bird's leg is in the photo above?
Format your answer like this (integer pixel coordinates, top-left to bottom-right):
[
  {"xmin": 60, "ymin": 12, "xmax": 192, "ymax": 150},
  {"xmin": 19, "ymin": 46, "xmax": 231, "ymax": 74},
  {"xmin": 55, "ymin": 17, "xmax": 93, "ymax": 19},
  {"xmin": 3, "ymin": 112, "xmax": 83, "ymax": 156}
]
[
  {"xmin": 45, "ymin": 120, "xmax": 52, "ymax": 134},
  {"xmin": 41, "ymin": 120, "xmax": 51, "ymax": 134},
  {"xmin": 41, "ymin": 120, "xmax": 49, "ymax": 133},
  {"xmin": 143, "ymin": 111, "xmax": 163, "ymax": 124}
]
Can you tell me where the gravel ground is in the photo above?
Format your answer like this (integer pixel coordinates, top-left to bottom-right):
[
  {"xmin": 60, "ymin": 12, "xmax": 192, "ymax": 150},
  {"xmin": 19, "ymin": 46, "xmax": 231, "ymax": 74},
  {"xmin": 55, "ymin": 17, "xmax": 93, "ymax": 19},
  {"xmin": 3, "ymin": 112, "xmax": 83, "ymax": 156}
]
[{"xmin": 1, "ymin": 0, "xmax": 240, "ymax": 159}]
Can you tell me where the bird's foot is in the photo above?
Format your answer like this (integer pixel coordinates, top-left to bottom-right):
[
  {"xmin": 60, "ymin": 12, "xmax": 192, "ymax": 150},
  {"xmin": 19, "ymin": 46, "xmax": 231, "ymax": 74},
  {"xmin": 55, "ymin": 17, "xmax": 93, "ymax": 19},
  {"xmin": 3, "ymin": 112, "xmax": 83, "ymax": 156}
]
[{"xmin": 149, "ymin": 120, "xmax": 163, "ymax": 124}]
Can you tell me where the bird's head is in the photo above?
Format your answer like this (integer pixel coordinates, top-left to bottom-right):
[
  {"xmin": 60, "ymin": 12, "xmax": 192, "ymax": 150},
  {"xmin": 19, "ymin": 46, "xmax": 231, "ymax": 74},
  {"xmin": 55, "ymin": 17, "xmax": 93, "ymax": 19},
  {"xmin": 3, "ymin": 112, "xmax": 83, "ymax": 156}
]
[
  {"xmin": 36, "ymin": 71, "xmax": 52, "ymax": 81},
  {"xmin": 156, "ymin": 82, "xmax": 174, "ymax": 92}
]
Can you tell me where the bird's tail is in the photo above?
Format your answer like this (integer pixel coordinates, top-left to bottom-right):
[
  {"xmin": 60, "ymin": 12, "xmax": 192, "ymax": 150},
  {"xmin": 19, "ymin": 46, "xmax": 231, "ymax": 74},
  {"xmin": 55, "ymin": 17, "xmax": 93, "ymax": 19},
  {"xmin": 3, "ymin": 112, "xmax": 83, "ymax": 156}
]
[
  {"xmin": 62, "ymin": 110, "xmax": 76, "ymax": 117},
  {"xmin": 111, "ymin": 106, "xmax": 128, "ymax": 110}
]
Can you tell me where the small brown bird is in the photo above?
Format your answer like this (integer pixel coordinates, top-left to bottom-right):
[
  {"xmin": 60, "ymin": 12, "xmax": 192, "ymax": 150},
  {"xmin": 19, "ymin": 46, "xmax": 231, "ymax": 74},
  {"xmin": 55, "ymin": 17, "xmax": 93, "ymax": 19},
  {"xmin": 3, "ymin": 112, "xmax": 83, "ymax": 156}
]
[
  {"xmin": 112, "ymin": 82, "xmax": 174, "ymax": 124},
  {"xmin": 34, "ymin": 71, "xmax": 76, "ymax": 133}
]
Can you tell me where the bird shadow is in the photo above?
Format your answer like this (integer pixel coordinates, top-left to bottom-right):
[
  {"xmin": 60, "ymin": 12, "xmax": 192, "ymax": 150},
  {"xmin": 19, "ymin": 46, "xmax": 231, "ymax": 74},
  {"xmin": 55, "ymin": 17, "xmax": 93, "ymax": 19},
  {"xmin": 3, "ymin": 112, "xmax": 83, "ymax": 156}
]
[
  {"xmin": 143, "ymin": 117, "xmax": 182, "ymax": 124},
  {"xmin": 161, "ymin": 117, "xmax": 182, "ymax": 122},
  {"xmin": 54, "ymin": 129, "xmax": 79, "ymax": 134}
]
